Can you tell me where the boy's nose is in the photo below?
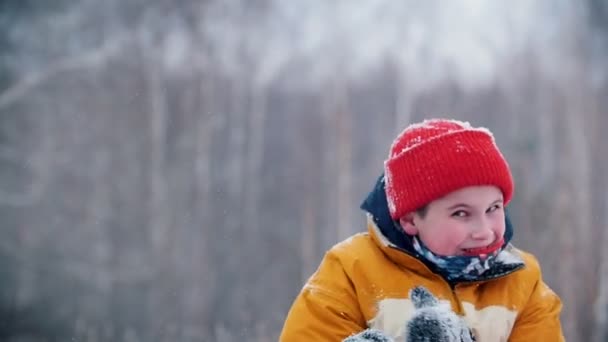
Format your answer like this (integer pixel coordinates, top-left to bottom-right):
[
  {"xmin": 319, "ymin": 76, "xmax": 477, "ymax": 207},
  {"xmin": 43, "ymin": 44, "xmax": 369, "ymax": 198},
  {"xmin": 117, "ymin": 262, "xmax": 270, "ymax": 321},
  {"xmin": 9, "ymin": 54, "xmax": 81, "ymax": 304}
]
[{"xmin": 470, "ymin": 221, "xmax": 494, "ymax": 240}]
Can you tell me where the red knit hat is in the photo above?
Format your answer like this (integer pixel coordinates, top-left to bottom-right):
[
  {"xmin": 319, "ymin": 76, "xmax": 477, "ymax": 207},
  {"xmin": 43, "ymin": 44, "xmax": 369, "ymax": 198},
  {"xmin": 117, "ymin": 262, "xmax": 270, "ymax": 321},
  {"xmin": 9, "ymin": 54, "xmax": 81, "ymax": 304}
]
[{"xmin": 384, "ymin": 119, "xmax": 514, "ymax": 220}]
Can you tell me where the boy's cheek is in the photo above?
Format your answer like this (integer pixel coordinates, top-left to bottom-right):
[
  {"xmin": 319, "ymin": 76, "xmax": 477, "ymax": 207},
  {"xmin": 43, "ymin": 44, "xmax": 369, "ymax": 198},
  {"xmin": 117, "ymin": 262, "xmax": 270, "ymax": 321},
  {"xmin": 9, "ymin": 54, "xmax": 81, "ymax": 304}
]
[
  {"xmin": 492, "ymin": 221, "xmax": 507, "ymax": 237},
  {"xmin": 428, "ymin": 239, "xmax": 460, "ymax": 256}
]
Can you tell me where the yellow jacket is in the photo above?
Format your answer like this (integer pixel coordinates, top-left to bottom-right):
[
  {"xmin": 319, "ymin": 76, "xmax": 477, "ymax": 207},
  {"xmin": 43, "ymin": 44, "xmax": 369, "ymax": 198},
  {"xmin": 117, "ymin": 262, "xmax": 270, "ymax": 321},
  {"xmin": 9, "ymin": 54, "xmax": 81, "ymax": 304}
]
[
  {"xmin": 281, "ymin": 175, "xmax": 564, "ymax": 341},
  {"xmin": 280, "ymin": 217, "xmax": 564, "ymax": 341}
]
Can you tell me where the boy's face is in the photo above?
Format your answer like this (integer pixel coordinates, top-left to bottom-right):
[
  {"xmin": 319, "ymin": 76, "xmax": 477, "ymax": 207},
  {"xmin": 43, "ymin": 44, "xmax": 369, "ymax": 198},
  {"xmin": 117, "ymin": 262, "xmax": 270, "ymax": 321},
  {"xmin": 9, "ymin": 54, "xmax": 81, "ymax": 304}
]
[{"xmin": 399, "ymin": 185, "xmax": 505, "ymax": 256}]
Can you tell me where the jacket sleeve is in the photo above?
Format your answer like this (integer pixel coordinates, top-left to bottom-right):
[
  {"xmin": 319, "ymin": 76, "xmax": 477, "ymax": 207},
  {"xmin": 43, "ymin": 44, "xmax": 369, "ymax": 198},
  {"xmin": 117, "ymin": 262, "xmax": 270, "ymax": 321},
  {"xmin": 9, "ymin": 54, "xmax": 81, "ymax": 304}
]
[
  {"xmin": 508, "ymin": 259, "xmax": 565, "ymax": 341},
  {"xmin": 279, "ymin": 249, "xmax": 368, "ymax": 341}
]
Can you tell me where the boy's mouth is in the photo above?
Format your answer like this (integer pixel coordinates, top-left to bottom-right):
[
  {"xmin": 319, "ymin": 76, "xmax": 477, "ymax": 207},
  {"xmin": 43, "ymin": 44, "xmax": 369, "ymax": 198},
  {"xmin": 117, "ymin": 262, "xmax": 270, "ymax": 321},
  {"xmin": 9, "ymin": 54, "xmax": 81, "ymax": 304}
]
[{"xmin": 461, "ymin": 237, "xmax": 504, "ymax": 256}]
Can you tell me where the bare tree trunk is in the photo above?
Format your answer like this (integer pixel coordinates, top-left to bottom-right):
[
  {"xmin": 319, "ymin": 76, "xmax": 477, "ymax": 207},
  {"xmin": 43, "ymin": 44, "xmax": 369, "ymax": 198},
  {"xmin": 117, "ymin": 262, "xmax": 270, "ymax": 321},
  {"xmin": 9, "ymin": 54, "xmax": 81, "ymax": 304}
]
[
  {"xmin": 228, "ymin": 78, "xmax": 247, "ymax": 227},
  {"xmin": 84, "ymin": 145, "xmax": 112, "ymax": 292},
  {"xmin": 536, "ymin": 89, "xmax": 556, "ymax": 195},
  {"xmin": 139, "ymin": 31, "xmax": 172, "ymax": 336},
  {"xmin": 590, "ymin": 89, "xmax": 608, "ymax": 342},
  {"xmin": 244, "ymin": 84, "xmax": 266, "ymax": 241},
  {"xmin": 551, "ymin": 106, "xmax": 576, "ymax": 341},
  {"xmin": 194, "ymin": 69, "xmax": 216, "ymax": 335},
  {"xmin": 300, "ymin": 194, "xmax": 316, "ymax": 282},
  {"xmin": 394, "ymin": 68, "xmax": 412, "ymax": 134},
  {"xmin": 320, "ymin": 82, "xmax": 338, "ymax": 248},
  {"xmin": 334, "ymin": 81, "xmax": 353, "ymax": 240},
  {"xmin": 319, "ymin": 76, "xmax": 352, "ymax": 245},
  {"xmin": 10, "ymin": 113, "xmax": 55, "ymax": 324},
  {"xmin": 139, "ymin": 36, "xmax": 170, "ymax": 252},
  {"xmin": 566, "ymin": 73, "xmax": 594, "ymax": 340},
  {"xmin": 592, "ymin": 181, "xmax": 608, "ymax": 342},
  {"xmin": 553, "ymin": 77, "xmax": 592, "ymax": 341}
]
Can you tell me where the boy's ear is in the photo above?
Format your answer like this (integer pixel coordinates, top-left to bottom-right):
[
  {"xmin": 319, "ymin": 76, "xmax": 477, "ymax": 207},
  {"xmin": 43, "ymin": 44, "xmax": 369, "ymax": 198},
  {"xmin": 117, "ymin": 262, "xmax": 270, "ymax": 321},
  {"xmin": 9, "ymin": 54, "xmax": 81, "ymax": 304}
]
[{"xmin": 399, "ymin": 214, "xmax": 418, "ymax": 235}]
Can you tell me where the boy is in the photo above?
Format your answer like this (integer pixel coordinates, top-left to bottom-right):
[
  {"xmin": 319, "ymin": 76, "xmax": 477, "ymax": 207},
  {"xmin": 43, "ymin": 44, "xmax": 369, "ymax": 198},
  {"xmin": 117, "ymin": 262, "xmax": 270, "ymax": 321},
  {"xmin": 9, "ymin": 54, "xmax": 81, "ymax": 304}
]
[{"xmin": 279, "ymin": 119, "xmax": 564, "ymax": 341}]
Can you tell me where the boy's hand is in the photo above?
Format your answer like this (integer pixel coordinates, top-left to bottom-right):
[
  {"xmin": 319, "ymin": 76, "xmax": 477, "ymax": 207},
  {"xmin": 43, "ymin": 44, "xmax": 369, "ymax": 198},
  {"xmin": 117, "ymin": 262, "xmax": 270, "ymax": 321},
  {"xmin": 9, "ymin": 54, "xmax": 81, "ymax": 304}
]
[{"xmin": 406, "ymin": 286, "xmax": 475, "ymax": 342}]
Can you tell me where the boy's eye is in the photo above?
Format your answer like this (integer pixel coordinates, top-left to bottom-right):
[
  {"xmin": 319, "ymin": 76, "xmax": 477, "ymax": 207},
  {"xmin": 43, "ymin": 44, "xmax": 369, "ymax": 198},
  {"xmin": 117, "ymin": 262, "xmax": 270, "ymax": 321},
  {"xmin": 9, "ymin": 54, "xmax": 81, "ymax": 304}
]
[
  {"xmin": 451, "ymin": 210, "xmax": 468, "ymax": 217},
  {"xmin": 487, "ymin": 204, "xmax": 502, "ymax": 213}
]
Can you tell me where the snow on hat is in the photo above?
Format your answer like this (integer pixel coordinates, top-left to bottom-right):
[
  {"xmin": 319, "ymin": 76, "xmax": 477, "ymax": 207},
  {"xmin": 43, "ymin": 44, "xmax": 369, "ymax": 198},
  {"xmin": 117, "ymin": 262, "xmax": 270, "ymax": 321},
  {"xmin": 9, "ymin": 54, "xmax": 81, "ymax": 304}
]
[{"xmin": 384, "ymin": 118, "xmax": 514, "ymax": 220}]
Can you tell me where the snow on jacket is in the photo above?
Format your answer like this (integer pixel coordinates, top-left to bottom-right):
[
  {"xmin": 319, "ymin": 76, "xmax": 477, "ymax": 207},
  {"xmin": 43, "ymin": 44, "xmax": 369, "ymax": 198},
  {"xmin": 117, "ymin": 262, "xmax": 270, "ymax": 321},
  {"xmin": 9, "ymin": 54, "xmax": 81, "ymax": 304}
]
[{"xmin": 279, "ymin": 175, "xmax": 564, "ymax": 341}]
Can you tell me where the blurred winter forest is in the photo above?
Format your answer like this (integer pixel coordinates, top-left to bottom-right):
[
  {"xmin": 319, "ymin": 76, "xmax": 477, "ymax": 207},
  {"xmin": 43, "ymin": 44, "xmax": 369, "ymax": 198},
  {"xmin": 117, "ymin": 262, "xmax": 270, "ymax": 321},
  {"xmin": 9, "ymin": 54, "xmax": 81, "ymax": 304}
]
[{"xmin": 1, "ymin": 0, "xmax": 607, "ymax": 341}]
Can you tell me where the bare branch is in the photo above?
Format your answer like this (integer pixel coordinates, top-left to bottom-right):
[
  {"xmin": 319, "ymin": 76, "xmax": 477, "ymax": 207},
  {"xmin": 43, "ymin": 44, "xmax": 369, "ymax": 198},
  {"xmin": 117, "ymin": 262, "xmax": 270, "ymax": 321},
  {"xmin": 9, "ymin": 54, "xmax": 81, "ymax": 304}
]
[{"xmin": 0, "ymin": 32, "xmax": 135, "ymax": 110}]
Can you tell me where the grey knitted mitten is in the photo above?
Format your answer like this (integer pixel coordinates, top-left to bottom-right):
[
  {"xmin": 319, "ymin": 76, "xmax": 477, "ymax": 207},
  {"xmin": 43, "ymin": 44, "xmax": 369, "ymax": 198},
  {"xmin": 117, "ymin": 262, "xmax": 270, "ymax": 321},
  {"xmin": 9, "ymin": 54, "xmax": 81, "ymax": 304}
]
[
  {"xmin": 343, "ymin": 286, "xmax": 475, "ymax": 342},
  {"xmin": 343, "ymin": 328, "xmax": 394, "ymax": 342},
  {"xmin": 405, "ymin": 286, "xmax": 475, "ymax": 342}
]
